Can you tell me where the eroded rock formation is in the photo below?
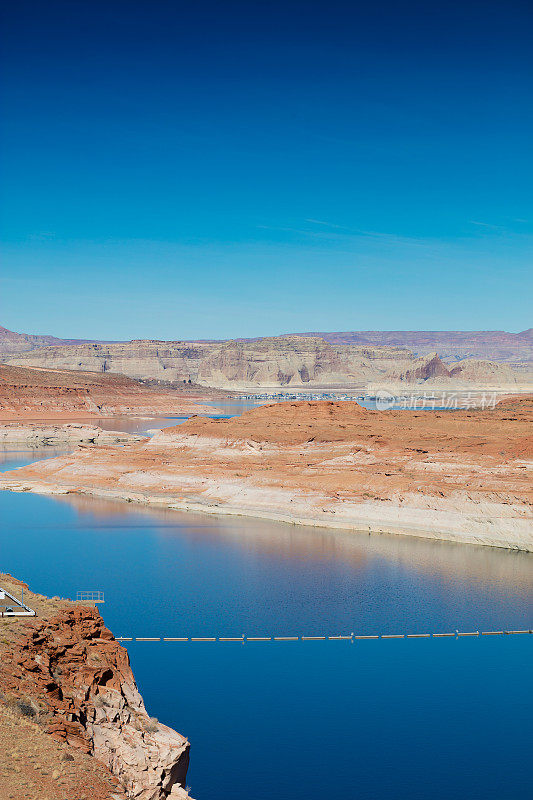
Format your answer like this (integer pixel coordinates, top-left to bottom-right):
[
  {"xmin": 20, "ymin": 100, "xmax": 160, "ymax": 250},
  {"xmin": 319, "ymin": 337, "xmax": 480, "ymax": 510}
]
[
  {"xmin": 0, "ymin": 575, "xmax": 191, "ymax": 799},
  {"xmin": 0, "ymin": 364, "xmax": 218, "ymax": 420},
  {"xmin": 4, "ymin": 335, "xmax": 523, "ymax": 389},
  {"xmin": 290, "ymin": 328, "xmax": 533, "ymax": 365},
  {"xmin": 0, "ymin": 422, "xmax": 145, "ymax": 447}
]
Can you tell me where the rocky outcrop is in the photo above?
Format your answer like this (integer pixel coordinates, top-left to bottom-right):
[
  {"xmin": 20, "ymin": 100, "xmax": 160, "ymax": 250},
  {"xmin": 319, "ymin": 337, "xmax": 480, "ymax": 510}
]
[
  {"xmin": 0, "ymin": 364, "xmax": 218, "ymax": 420},
  {"xmin": 0, "ymin": 422, "xmax": 145, "ymax": 447},
  {"xmin": 196, "ymin": 337, "xmax": 415, "ymax": 387},
  {"xmin": 0, "ymin": 575, "xmax": 191, "ymax": 799},
  {"xmin": 447, "ymin": 358, "xmax": 516, "ymax": 383},
  {"xmin": 4, "ymin": 340, "xmax": 213, "ymax": 382},
  {"xmin": 388, "ymin": 353, "xmax": 519, "ymax": 385},
  {"xmin": 396, "ymin": 353, "xmax": 450, "ymax": 382}
]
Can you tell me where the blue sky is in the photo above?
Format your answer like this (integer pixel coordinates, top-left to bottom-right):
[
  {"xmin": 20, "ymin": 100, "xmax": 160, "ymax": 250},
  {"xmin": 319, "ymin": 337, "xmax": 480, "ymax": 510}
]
[{"xmin": 1, "ymin": 0, "xmax": 531, "ymax": 340}]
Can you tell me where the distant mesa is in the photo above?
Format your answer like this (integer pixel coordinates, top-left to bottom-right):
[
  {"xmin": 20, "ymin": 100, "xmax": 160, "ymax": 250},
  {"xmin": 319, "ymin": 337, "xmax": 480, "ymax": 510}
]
[
  {"xmin": 0, "ymin": 325, "xmax": 116, "ymax": 355},
  {"xmin": 288, "ymin": 329, "xmax": 533, "ymax": 364},
  {"xmin": 1, "ymin": 325, "xmax": 531, "ymax": 390}
]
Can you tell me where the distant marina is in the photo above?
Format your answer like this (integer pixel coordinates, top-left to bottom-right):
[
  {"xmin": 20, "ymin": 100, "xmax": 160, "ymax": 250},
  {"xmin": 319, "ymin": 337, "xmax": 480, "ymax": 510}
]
[{"xmin": 236, "ymin": 389, "xmax": 504, "ymax": 410}]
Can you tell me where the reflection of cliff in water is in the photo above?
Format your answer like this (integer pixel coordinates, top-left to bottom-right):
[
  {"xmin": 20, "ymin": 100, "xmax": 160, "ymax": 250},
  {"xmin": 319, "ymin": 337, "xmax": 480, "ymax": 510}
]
[
  {"xmin": 0, "ymin": 447, "xmax": 72, "ymax": 473},
  {"xmin": 55, "ymin": 493, "xmax": 533, "ymax": 596}
]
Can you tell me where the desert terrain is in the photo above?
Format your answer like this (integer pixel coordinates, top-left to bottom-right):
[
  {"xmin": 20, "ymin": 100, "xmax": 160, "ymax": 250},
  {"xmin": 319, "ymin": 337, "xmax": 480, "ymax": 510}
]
[
  {"xmin": 2, "ymin": 397, "xmax": 531, "ymax": 551},
  {"xmin": 0, "ymin": 363, "xmax": 220, "ymax": 421}
]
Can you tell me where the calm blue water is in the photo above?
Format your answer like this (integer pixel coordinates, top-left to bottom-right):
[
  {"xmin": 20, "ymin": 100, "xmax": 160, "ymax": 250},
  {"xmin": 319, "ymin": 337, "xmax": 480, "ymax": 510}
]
[{"xmin": 1, "ymin": 450, "xmax": 532, "ymax": 800}]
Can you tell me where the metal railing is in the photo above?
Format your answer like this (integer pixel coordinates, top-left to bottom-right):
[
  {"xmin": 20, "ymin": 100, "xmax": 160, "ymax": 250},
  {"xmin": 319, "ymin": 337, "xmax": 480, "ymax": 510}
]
[{"xmin": 76, "ymin": 590, "xmax": 105, "ymax": 603}]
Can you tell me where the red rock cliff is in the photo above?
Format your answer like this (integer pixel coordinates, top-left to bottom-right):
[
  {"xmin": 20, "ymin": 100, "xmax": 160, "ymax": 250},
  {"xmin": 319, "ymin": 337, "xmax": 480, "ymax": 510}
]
[{"xmin": 0, "ymin": 576, "xmax": 191, "ymax": 799}]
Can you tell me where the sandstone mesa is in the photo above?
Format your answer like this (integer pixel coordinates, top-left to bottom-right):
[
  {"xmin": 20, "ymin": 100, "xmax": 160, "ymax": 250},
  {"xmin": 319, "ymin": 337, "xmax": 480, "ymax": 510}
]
[
  {"xmin": 3, "ymin": 334, "xmax": 530, "ymax": 391},
  {"xmin": 2, "ymin": 324, "xmax": 532, "ymax": 367}
]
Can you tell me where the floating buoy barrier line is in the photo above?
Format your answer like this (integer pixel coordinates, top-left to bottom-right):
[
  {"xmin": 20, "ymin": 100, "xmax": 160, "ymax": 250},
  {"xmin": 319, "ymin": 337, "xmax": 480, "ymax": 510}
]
[{"xmin": 116, "ymin": 630, "xmax": 532, "ymax": 643}]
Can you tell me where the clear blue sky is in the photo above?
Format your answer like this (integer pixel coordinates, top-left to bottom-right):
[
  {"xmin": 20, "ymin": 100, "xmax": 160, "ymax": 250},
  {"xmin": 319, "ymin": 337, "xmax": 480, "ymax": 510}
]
[{"xmin": 1, "ymin": 0, "xmax": 531, "ymax": 340}]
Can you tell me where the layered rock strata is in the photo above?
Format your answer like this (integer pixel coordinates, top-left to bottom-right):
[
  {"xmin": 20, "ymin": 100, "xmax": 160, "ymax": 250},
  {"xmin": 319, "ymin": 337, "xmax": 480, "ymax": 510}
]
[
  {"xmin": 3, "ymin": 323, "xmax": 532, "ymax": 366},
  {"xmin": 0, "ymin": 574, "xmax": 191, "ymax": 800},
  {"xmin": 291, "ymin": 329, "xmax": 533, "ymax": 365},
  {"xmin": 4, "ymin": 336, "xmax": 523, "ymax": 389},
  {"xmin": 0, "ymin": 422, "xmax": 144, "ymax": 447},
  {"xmin": 0, "ymin": 364, "xmax": 218, "ymax": 420}
]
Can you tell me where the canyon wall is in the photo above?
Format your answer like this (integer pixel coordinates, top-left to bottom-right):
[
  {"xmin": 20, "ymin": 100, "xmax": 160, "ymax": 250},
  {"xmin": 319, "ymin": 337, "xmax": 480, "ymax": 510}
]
[
  {"xmin": 3, "ymin": 324, "xmax": 531, "ymax": 365},
  {"xmin": 3, "ymin": 336, "xmax": 522, "ymax": 389}
]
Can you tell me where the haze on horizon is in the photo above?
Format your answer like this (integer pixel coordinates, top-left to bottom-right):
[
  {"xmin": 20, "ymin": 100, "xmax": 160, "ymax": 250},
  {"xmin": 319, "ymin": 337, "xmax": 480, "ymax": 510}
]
[{"xmin": 1, "ymin": 0, "xmax": 532, "ymax": 341}]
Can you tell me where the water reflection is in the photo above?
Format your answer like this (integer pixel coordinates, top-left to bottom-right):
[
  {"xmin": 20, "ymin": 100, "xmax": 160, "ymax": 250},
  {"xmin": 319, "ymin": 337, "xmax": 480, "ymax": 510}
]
[
  {"xmin": 0, "ymin": 447, "xmax": 71, "ymax": 472},
  {"xmin": 49, "ymin": 492, "xmax": 533, "ymax": 598},
  {"xmin": 2, "ymin": 446, "xmax": 532, "ymax": 603}
]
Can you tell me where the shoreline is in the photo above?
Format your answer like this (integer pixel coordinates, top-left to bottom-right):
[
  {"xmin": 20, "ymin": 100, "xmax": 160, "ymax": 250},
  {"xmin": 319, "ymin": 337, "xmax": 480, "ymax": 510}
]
[
  {"xmin": 0, "ymin": 422, "xmax": 146, "ymax": 447},
  {"xmin": 0, "ymin": 405, "xmax": 221, "ymax": 422},
  {"xmin": 2, "ymin": 400, "xmax": 531, "ymax": 553},
  {"xmin": 2, "ymin": 477, "xmax": 531, "ymax": 552}
]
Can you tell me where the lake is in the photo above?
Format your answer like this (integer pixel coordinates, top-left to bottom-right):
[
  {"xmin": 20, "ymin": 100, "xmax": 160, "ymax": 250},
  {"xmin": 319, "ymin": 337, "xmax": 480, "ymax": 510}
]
[{"xmin": 0, "ymin": 447, "xmax": 531, "ymax": 799}]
